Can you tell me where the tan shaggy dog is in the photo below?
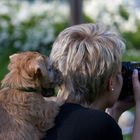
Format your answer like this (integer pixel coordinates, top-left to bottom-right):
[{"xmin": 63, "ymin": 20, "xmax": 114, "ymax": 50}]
[{"xmin": 0, "ymin": 51, "xmax": 62, "ymax": 140}]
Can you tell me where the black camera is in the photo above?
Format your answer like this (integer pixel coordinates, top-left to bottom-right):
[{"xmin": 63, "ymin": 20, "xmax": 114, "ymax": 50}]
[{"xmin": 118, "ymin": 61, "xmax": 140, "ymax": 100}]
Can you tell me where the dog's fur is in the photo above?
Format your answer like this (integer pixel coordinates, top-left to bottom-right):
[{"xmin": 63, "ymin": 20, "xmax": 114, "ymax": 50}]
[{"xmin": 0, "ymin": 51, "xmax": 62, "ymax": 140}]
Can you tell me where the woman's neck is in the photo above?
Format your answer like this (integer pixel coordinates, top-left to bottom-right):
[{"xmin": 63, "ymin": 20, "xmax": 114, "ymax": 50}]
[
  {"xmin": 58, "ymin": 88, "xmax": 109, "ymax": 111},
  {"xmin": 65, "ymin": 96, "xmax": 108, "ymax": 111}
]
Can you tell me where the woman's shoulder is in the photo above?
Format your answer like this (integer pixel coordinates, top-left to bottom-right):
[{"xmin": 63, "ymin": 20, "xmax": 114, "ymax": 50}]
[
  {"xmin": 42, "ymin": 103, "xmax": 123, "ymax": 140},
  {"xmin": 61, "ymin": 103, "xmax": 121, "ymax": 131},
  {"xmin": 61, "ymin": 103, "xmax": 123, "ymax": 140},
  {"xmin": 60, "ymin": 103, "xmax": 118, "ymax": 124}
]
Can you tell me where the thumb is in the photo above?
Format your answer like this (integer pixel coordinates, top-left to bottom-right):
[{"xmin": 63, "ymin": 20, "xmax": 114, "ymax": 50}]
[
  {"xmin": 132, "ymin": 69, "xmax": 139, "ymax": 87},
  {"xmin": 132, "ymin": 69, "xmax": 140, "ymax": 100}
]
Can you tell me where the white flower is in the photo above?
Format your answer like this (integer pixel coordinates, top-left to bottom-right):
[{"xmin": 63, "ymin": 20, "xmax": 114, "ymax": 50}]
[
  {"xmin": 0, "ymin": 0, "xmax": 69, "ymax": 52},
  {"xmin": 84, "ymin": 0, "xmax": 140, "ymax": 32}
]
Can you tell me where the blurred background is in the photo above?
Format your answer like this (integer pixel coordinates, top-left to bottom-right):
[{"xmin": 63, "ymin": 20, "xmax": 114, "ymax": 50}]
[{"xmin": 0, "ymin": 0, "xmax": 140, "ymax": 139}]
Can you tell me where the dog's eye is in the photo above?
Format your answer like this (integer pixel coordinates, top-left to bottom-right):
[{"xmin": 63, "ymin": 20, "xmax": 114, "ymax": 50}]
[{"xmin": 48, "ymin": 67, "xmax": 52, "ymax": 72}]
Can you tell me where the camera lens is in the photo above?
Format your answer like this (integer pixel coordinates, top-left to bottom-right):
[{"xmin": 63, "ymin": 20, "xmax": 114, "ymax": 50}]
[{"xmin": 118, "ymin": 62, "xmax": 140, "ymax": 100}]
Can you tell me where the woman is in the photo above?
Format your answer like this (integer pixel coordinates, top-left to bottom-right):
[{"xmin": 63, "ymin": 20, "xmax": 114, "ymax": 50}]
[{"xmin": 42, "ymin": 23, "xmax": 140, "ymax": 140}]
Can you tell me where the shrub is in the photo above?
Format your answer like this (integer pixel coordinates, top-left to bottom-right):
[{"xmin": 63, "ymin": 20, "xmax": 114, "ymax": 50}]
[{"xmin": 0, "ymin": 1, "xmax": 70, "ymax": 54}]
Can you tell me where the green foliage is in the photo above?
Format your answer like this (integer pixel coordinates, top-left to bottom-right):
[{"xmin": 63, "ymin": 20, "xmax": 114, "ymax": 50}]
[
  {"xmin": 53, "ymin": 21, "xmax": 69, "ymax": 37},
  {"xmin": 83, "ymin": 14, "xmax": 95, "ymax": 23},
  {"xmin": 0, "ymin": 47, "xmax": 18, "ymax": 80},
  {"xmin": 123, "ymin": 49, "xmax": 140, "ymax": 61},
  {"xmin": 119, "ymin": 5, "xmax": 129, "ymax": 20},
  {"xmin": 123, "ymin": 134, "xmax": 131, "ymax": 140},
  {"xmin": 122, "ymin": 22, "xmax": 140, "ymax": 50},
  {"xmin": 0, "ymin": 1, "xmax": 70, "ymax": 54}
]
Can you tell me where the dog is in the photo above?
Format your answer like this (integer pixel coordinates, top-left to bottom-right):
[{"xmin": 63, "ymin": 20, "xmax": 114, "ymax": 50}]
[{"xmin": 0, "ymin": 51, "xmax": 62, "ymax": 140}]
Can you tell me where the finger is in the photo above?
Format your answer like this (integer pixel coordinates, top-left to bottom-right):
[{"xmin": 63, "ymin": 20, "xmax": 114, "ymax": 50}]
[
  {"xmin": 132, "ymin": 69, "xmax": 139, "ymax": 87},
  {"xmin": 132, "ymin": 69, "xmax": 140, "ymax": 101}
]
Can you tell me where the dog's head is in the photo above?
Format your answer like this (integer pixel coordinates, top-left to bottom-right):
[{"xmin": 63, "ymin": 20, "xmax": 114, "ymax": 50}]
[{"xmin": 1, "ymin": 51, "xmax": 63, "ymax": 96}]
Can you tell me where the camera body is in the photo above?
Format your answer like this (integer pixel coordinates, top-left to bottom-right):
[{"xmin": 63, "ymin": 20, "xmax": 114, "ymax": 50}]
[{"xmin": 118, "ymin": 61, "xmax": 140, "ymax": 100}]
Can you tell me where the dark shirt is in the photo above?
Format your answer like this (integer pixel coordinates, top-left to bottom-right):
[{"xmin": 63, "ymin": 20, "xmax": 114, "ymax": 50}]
[{"xmin": 42, "ymin": 103, "xmax": 123, "ymax": 140}]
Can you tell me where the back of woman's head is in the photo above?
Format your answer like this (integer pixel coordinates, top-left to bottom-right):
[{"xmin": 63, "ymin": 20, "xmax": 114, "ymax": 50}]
[{"xmin": 50, "ymin": 23, "xmax": 125, "ymax": 105}]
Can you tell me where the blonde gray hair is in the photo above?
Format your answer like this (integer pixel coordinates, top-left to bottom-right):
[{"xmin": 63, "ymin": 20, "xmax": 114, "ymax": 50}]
[{"xmin": 50, "ymin": 23, "xmax": 125, "ymax": 105}]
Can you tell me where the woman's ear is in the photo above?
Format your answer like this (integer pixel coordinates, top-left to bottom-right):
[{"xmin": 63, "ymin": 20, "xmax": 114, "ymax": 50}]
[{"xmin": 108, "ymin": 76, "xmax": 115, "ymax": 93}]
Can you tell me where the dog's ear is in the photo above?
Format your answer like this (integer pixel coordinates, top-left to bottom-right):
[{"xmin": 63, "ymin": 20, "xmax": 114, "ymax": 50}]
[
  {"xmin": 33, "ymin": 56, "xmax": 48, "ymax": 77},
  {"xmin": 8, "ymin": 53, "xmax": 21, "ymax": 70},
  {"xmin": 34, "ymin": 64, "xmax": 41, "ymax": 76},
  {"xmin": 9, "ymin": 53, "xmax": 20, "ymax": 61}
]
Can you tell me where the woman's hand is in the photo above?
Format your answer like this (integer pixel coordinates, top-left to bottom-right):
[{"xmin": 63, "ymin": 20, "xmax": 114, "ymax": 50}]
[
  {"xmin": 132, "ymin": 69, "xmax": 140, "ymax": 105},
  {"xmin": 106, "ymin": 70, "xmax": 139, "ymax": 122},
  {"xmin": 107, "ymin": 69, "xmax": 140, "ymax": 140},
  {"xmin": 106, "ymin": 95, "xmax": 134, "ymax": 121},
  {"xmin": 132, "ymin": 69, "xmax": 140, "ymax": 140}
]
